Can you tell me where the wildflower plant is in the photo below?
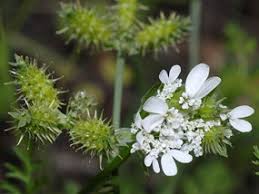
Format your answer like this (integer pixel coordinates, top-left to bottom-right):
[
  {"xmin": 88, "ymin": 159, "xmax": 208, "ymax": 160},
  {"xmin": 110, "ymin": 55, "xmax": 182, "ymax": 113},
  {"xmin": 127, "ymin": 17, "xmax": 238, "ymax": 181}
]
[
  {"xmin": 130, "ymin": 64, "xmax": 254, "ymax": 176},
  {"xmin": 3, "ymin": 0, "xmax": 257, "ymax": 193}
]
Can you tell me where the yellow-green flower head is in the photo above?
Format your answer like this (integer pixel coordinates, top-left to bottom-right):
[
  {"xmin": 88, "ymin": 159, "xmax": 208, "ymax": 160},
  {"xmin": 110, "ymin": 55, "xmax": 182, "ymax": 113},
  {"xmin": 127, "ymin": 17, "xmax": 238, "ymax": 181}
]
[
  {"xmin": 135, "ymin": 13, "xmax": 190, "ymax": 54},
  {"xmin": 58, "ymin": 3, "xmax": 112, "ymax": 48},
  {"xmin": 9, "ymin": 102, "xmax": 62, "ymax": 145},
  {"xmin": 12, "ymin": 55, "xmax": 61, "ymax": 109},
  {"xmin": 69, "ymin": 111, "xmax": 115, "ymax": 156}
]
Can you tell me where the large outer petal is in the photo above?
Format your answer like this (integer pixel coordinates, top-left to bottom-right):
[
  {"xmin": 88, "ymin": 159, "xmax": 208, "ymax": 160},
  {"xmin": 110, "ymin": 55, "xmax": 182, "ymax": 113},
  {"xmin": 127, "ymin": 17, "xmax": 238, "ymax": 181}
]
[
  {"xmin": 169, "ymin": 65, "xmax": 181, "ymax": 83},
  {"xmin": 194, "ymin": 76, "xmax": 221, "ymax": 99},
  {"xmin": 229, "ymin": 118, "xmax": 252, "ymax": 132},
  {"xmin": 143, "ymin": 97, "xmax": 168, "ymax": 114},
  {"xmin": 229, "ymin": 105, "xmax": 255, "ymax": 119},
  {"xmin": 142, "ymin": 114, "xmax": 164, "ymax": 132},
  {"xmin": 185, "ymin": 63, "xmax": 209, "ymax": 97},
  {"xmin": 170, "ymin": 150, "xmax": 193, "ymax": 163},
  {"xmin": 152, "ymin": 159, "xmax": 160, "ymax": 173},
  {"xmin": 161, "ymin": 153, "xmax": 177, "ymax": 176},
  {"xmin": 159, "ymin": 70, "xmax": 169, "ymax": 84}
]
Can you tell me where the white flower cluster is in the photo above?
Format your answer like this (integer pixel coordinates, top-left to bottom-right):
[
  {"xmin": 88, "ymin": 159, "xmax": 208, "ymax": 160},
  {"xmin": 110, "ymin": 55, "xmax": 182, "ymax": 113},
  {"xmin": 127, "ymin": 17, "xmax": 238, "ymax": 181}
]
[{"xmin": 130, "ymin": 63, "xmax": 255, "ymax": 176}]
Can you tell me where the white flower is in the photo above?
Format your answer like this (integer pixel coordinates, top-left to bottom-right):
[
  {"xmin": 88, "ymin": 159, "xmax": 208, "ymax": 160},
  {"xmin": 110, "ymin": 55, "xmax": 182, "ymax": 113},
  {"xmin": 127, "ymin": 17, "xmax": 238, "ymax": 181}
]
[
  {"xmin": 161, "ymin": 150, "xmax": 192, "ymax": 176},
  {"xmin": 142, "ymin": 97, "xmax": 169, "ymax": 132},
  {"xmin": 159, "ymin": 65, "xmax": 181, "ymax": 85},
  {"xmin": 228, "ymin": 105, "xmax": 254, "ymax": 132},
  {"xmin": 130, "ymin": 62, "xmax": 255, "ymax": 177},
  {"xmin": 180, "ymin": 63, "xmax": 221, "ymax": 109},
  {"xmin": 185, "ymin": 63, "xmax": 221, "ymax": 99}
]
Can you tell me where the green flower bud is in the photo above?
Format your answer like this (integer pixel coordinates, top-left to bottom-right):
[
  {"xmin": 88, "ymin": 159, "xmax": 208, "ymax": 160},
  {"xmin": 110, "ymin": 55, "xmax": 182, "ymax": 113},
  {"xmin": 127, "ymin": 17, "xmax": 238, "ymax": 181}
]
[
  {"xmin": 58, "ymin": 3, "xmax": 112, "ymax": 48},
  {"xmin": 135, "ymin": 13, "xmax": 190, "ymax": 54}
]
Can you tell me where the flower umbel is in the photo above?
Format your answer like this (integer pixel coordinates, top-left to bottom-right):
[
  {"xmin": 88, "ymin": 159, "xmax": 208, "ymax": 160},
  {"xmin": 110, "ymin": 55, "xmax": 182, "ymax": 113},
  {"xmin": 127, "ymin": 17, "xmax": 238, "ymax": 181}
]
[{"xmin": 130, "ymin": 63, "xmax": 254, "ymax": 176}]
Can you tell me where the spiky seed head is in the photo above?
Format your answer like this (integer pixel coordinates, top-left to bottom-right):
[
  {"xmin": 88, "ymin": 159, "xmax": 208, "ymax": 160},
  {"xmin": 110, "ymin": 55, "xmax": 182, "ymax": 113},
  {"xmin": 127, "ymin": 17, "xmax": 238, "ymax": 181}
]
[
  {"xmin": 69, "ymin": 112, "xmax": 115, "ymax": 156},
  {"xmin": 135, "ymin": 14, "xmax": 190, "ymax": 54},
  {"xmin": 58, "ymin": 3, "xmax": 112, "ymax": 49},
  {"xmin": 12, "ymin": 55, "xmax": 61, "ymax": 109},
  {"xmin": 9, "ymin": 103, "xmax": 62, "ymax": 145}
]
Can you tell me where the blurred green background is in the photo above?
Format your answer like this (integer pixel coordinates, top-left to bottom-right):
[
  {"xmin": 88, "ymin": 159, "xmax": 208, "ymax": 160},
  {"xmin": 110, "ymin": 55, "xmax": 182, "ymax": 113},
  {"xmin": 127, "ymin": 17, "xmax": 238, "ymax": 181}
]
[{"xmin": 0, "ymin": 0, "xmax": 259, "ymax": 194}]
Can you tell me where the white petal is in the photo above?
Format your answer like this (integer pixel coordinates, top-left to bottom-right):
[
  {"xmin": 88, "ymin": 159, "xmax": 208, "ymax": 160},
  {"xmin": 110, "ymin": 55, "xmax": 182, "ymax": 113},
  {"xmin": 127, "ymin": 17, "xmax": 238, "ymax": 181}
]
[
  {"xmin": 161, "ymin": 153, "xmax": 177, "ymax": 176},
  {"xmin": 194, "ymin": 76, "xmax": 221, "ymax": 99},
  {"xmin": 229, "ymin": 118, "xmax": 252, "ymax": 132},
  {"xmin": 152, "ymin": 159, "xmax": 160, "ymax": 173},
  {"xmin": 134, "ymin": 112, "xmax": 142, "ymax": 129},
  {"xmin": 142, "ymin": 114, "xmax": 164, "ymax": 132},
  {"xmin": 185, "ymin": 63, "xmax": 209, "ymax": 97},
  {"xmin": 170, "ymin": 150, "xmax": 193, "ymax": 163},
  {"xmin": 136, "ymin": 132, "xmax": 144, "ymax": 145},
  {"xmin": 169, "ymin": 65, "xmax": 181, "ymax": 83},
  {"xmin": 144, "ymin": 155, "xmax": 153, "ymax": 167},
  {"xmin": 143, "ymin": 97, "xmax": 168, "ymax": 115},
  {"xmin": 159, "ymin": 70, "xmax": 169, "ymax": 84},
  {"xmin": 229, "ymin": 105, "xmax": 255, "ymax": 119}
]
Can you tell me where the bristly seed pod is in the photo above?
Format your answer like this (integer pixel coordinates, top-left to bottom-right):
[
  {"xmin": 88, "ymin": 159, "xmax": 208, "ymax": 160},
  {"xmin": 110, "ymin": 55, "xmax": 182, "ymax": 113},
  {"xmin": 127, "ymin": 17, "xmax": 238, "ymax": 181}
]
[
  {"xmin": 57, "ymin": 3, "xmax": 112, "ymax": 49},
  {"xmin": 57, "ymin": 1, "xmax": 190, "ymax": 56},
  {"xmin": 135, "ymin": 13, "xmax": 190, "ymax": 54},
  {"xmin": 8, "ymin": 55, "xmax": 64, "ymax": 145},
  {"xmin": 9, "ymin": 103, "xmax": 63, "ymax": 145},
  {"xmin": 11, "ymin": 55, "xmax": 61, "ymax": 109},
  {"xmin": 69, "ymin": 111, "xmax": 116, "ymax": 158}
]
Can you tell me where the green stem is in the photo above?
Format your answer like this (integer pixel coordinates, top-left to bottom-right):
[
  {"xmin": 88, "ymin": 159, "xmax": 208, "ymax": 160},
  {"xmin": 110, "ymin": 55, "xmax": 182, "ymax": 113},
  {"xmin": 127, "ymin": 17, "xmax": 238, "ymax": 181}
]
[
  {"xmin": 189, "ymin": 0, "xmax": 202, "ymax": 68},
  {"xmin": 112, "ymin": 51, "xmax": 125, "ymax": 129},
  {"xmin": 78, "ymin": 148, "xmax": 130, "ymax": 194}
]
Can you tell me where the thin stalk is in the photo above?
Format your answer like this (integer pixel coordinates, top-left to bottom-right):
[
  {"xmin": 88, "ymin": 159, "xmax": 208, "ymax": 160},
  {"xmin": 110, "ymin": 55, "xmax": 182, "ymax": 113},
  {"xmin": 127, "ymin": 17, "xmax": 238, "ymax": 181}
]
[
  {"xmin": 189, "ymin": 0, "xmax": 202, "ymax": 68},
  {"xmin": 112, "ymin": 51, "xmax": 125, "ymax": 129}
]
